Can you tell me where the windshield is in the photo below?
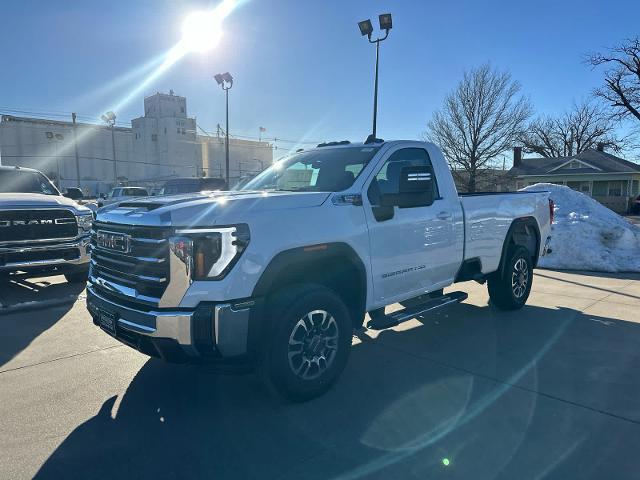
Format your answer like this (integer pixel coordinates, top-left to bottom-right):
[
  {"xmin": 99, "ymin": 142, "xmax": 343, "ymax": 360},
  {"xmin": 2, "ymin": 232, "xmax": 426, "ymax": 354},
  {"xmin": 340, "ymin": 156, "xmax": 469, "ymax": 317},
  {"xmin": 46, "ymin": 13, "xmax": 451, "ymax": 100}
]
[
  {"xmin": 0, "ymin": 170, "xmax": 59, "ymax": 195},
  {"xmin": 121, "ymin": 188, "xmax": 148, "ymax": 196},
  {"xmin": 161, "ymin": 182, "xmax": 198, "ymax": 195},
  {"xmin": 238, "ymin": 146, "xmax": 380, "ymax": 192}
]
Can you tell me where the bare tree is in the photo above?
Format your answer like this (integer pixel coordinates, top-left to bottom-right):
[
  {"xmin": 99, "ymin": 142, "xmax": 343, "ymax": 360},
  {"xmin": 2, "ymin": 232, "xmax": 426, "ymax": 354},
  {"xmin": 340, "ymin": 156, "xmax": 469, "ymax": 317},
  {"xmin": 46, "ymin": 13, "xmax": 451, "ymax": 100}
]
[
  {"xmin": 587, "ymin": 37, "xmax": 640, "ymax": 123},
  {"xmin": 519, "ymin": 101, "xmax": 625, "ymax": 157},
  {"xmin": 426, "ymin": 64, "xmax": 531, "ymax": 192}
]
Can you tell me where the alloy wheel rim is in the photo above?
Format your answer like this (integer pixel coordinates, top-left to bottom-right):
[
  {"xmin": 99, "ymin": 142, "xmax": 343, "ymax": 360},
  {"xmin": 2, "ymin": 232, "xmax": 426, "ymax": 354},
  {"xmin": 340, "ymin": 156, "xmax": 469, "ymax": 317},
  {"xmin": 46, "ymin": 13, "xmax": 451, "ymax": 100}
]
[
  {"xmin": 287, "ymin": 309, "xmax": 339, "ymax": 380},
  {"xmin": 511, "ymin": 258, "xmax": 529, "ymax": 298}
]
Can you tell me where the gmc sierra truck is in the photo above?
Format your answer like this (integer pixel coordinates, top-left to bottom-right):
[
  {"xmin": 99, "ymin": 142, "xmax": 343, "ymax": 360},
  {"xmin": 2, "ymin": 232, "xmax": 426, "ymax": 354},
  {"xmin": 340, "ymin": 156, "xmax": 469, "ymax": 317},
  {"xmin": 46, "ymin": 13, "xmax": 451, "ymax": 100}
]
[
  {"xmin": 0, "ymin": 166, "xmax": 93, "ymax": 283},
  {"xmin": 86, "ymin": 140, "xmax": 552, "ymax": 400}
]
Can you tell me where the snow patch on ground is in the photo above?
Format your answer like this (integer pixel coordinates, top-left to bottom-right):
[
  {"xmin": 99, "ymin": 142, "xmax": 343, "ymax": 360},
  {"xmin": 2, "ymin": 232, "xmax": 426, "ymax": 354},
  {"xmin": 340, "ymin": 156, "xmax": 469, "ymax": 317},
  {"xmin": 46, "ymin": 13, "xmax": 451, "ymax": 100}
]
[{"xmin": 522, "ymin": 183, "xmax": 640, "ymax": 272}]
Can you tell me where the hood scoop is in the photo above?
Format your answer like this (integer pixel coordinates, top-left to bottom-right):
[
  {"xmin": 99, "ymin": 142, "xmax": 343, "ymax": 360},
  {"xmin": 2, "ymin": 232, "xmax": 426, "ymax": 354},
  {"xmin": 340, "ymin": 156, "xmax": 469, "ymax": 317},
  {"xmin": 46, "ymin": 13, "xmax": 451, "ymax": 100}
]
[{"xmin": 116, "ymin": 201, "xmax": 163, "ymax": 211}]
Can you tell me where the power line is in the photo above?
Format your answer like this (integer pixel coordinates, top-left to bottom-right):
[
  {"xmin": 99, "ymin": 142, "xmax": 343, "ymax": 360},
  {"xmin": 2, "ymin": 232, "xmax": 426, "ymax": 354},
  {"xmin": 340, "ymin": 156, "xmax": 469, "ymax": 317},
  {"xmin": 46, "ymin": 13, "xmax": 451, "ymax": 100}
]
[
  {"xmin": 0, "ymin": 154, "xmax": 201, "ymax": 169},
  {"xmin": 3, "ymin": 107, "xmax": 322, "ymax": 147}
]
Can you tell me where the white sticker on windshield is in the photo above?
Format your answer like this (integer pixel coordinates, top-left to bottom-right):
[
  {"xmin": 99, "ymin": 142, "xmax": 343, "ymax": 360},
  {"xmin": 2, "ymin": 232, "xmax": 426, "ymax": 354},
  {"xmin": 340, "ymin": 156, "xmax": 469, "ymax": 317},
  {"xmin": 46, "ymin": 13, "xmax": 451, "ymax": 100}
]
[{"xmin": 361, "ymin": 148, "xmax": 374, "ymax": 152}]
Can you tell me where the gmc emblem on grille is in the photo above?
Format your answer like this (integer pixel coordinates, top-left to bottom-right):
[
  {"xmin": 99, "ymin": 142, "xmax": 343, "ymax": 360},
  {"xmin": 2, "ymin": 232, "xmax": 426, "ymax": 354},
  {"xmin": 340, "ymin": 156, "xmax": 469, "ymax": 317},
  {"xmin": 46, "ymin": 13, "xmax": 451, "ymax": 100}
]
[{"xmin": 96, "ymin": 230, "xmax": 131, "ymax": 253}]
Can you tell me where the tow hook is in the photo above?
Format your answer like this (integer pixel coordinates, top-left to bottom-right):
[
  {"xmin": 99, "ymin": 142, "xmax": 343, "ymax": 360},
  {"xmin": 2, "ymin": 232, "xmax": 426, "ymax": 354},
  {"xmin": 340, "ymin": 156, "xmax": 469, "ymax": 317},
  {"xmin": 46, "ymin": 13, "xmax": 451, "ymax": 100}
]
[{"xmin": 542, "ymin": 236, "xmax": 552, "ymax": 256}]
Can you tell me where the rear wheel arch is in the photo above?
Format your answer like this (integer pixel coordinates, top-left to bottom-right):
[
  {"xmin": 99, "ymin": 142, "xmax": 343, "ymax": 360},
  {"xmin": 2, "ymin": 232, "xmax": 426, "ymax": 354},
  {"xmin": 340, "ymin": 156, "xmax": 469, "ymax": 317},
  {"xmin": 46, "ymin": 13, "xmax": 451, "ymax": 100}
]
[{"xmin": 497, "ymin": 217, "xmax": 541, "ymax": 276}]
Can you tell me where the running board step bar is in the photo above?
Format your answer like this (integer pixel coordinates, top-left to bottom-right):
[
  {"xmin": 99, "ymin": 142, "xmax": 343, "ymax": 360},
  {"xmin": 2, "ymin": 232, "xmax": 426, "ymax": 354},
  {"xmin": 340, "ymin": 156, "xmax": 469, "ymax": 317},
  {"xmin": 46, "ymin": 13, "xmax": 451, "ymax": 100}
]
[{"xmin": 366, "ymin": 291, "xmax": 468, "ymax": 330}]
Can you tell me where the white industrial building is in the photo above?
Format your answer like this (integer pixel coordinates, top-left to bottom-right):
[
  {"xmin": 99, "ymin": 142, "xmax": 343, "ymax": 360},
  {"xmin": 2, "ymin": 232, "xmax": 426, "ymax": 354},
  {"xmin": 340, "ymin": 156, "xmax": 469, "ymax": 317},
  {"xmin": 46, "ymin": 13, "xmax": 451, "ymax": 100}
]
[{"xmin": 0, "ymin": 91, "xmax": 272, "ymax": 195}]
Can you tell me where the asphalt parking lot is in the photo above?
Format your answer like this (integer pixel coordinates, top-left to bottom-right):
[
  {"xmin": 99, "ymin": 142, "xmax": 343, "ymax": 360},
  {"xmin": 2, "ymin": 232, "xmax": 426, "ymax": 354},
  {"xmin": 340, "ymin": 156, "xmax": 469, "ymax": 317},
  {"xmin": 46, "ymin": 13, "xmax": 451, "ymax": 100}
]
[{"xmin": 1, "ymin": 269, "xmax": 640, "ymax": 480}]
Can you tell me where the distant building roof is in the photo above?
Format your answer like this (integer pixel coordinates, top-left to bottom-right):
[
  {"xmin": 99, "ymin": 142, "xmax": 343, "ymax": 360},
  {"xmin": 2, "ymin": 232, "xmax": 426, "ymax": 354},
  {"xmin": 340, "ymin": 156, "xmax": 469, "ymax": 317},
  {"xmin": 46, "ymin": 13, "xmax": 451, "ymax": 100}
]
[{"xmin": 510, "ymin": 149, "xmax": 640, "ymax": 176}]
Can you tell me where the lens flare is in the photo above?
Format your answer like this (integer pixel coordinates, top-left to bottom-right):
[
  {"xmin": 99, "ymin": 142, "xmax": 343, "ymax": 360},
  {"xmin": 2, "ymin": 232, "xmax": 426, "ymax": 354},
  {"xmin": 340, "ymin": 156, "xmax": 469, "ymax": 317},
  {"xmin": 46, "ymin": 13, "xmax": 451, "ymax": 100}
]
[
  {"xmin": 52, "ymin": 0, "xmax": 242, "ymax": 174},
  {"xmin": 181, "ymin": 10, "xmax": 223, "ymax": 53}
]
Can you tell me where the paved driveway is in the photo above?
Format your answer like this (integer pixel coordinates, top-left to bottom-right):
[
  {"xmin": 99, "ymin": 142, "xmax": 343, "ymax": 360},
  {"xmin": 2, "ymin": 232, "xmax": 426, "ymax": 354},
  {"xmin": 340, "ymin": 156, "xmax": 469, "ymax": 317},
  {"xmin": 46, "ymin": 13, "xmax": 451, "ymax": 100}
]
[{"xmin": 1, "ymin": 269, "xmax": 639, "ymax": 479}]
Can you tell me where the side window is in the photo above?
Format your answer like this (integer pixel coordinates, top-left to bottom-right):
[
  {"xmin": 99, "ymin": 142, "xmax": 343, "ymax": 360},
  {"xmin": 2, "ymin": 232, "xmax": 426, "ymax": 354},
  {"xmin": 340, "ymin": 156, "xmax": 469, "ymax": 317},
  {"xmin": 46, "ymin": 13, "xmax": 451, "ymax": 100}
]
[{"xmin": 367, "ymin": 148, "xmax": 439, "ymax": 205}]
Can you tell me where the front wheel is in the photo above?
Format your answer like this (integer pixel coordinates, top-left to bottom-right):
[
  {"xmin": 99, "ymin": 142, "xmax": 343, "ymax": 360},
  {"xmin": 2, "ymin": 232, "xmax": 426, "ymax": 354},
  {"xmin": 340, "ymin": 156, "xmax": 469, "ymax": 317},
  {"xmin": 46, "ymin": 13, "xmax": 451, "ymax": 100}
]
[
  {"xmin": 487, "ymin": 246, "xmax": 533, "ymax": 310},
  {"xmin": 260, "ymin": 285, "xmax": 353, "ymax": 402}
]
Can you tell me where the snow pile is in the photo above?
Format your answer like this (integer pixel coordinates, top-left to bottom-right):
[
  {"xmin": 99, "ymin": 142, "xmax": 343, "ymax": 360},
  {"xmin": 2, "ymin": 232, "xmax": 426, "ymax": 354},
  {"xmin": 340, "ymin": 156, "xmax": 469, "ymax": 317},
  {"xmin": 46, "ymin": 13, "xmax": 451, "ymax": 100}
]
[{"xmin": 522, "ymin": 183, "xmax": 640, "ymax": 272}]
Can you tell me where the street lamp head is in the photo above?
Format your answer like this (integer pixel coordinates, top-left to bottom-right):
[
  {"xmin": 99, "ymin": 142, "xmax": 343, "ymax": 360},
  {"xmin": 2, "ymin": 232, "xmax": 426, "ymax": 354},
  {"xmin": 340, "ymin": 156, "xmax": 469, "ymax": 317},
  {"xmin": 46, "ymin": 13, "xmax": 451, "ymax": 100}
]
[
  {"xmin": 222, "ymin": 72, "xmax": 233, "ymax": 84},
  {"xmin": 214, "ymin": 73, "xmax": 225, "ymax": 85},
  {"xmin": 101, "ymin": 111, "xmax": 116, "ymax": 125},
  {"xmin": 378, "ymin": 13, "xmax": 392, "ymax": 31},
  {"xmin": 358, "ymin": 19, "xmax": 373, "ymax": 37}
]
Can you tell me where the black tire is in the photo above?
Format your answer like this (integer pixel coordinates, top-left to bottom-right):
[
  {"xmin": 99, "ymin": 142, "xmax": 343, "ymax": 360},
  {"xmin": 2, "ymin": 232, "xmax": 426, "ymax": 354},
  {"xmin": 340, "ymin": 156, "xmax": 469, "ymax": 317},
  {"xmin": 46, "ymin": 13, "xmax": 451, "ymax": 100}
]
[
  {"xmin": 487, "ymin": 246, "xmax": 533, "ymax": 310},
  {"xmin": 64, "ymin": 270, "xmax": 88, "ymax": 284},
  {"xmin": 260, "ymin": 284, "xmax": 353, "ymax": 402}
]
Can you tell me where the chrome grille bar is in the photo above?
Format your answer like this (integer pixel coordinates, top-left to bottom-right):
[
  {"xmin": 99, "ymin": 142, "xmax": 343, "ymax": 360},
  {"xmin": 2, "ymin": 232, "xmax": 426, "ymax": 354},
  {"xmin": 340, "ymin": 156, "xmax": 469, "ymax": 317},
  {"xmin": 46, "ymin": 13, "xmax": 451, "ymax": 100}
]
[{"xmin": 89, "ymin": 222, "xmax": 171, "ymax": 306}]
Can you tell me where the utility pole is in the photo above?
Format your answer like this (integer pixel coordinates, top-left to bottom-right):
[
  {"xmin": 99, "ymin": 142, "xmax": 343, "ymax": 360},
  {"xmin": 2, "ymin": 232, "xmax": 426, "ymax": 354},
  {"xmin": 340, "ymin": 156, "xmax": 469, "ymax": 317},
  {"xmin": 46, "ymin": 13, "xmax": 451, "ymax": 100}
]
[
  {"xmin": 53, "ymin": 139, "xmax": 61, "ymax": 189},
  {"xmin": 225, "ymin": 86, "xmax": 230, "ymax": 188},
  {"xmin": 72, "ymin": 113, "xmax": 81, "ymax": 188},
  {"xmin": 101, "ymin": 111, "xmax": 117, "ymax": 185},
  {"xmin": 214, "ymin": 73, "xmax": 233, "ymax": 188},
  {"xmin": 111, "ymin": 124, "xmax": 117, "ymax": 183}
]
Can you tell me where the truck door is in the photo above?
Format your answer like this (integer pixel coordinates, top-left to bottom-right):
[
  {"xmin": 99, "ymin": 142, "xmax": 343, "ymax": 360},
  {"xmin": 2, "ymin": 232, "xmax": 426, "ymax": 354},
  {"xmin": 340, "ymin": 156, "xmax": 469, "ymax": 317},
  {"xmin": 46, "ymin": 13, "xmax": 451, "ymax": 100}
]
[{"xmin": 363, "ymin": 147, "xmax": 459, "ymax": 306}]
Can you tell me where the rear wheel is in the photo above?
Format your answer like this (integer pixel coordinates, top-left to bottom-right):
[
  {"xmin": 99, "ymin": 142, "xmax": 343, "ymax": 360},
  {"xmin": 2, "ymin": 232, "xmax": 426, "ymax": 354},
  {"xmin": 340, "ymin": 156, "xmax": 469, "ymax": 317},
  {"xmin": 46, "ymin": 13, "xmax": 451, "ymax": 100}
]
[
  {"xmin": 260, "ymin": 284, "xmax": 352, "ymax": 402},
  {"xmin": 488, "ymin": 246, "xmax": 533, "ymax": 310}
]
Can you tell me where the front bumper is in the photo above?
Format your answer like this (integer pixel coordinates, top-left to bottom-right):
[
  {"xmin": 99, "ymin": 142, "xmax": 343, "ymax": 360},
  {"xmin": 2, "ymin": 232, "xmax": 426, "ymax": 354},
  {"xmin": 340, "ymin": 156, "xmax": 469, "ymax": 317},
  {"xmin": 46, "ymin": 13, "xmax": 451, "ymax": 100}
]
[
  {"xmin": 0, "ymin": 236, "xmax": 91, "ymax": 273},
  {"xmin": 86, "ymin": 284, "xmax": 253, "ymax": 362}
]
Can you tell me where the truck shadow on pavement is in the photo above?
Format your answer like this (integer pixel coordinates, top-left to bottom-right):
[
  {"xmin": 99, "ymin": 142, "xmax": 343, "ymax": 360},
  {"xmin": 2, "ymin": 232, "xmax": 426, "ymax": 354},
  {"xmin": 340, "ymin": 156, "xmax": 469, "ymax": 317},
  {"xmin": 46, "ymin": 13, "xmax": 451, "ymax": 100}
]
[
  {"xmin": 0, "ymin": 277, "xmax": 83, "ymax": 367},
  {"xmin": 535, "ymin": 270, "xmax": 640, "ymax": 301},
  {"xmin": 35, "ymin": 302, "xmax": 640, "ymax": 480}
]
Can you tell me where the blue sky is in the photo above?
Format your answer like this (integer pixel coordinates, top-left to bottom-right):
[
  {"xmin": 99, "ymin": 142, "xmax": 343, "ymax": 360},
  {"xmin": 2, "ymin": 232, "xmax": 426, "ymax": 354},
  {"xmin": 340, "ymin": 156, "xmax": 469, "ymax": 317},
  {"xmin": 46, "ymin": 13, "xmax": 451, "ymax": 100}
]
[{"xmin": 2, "ymin": 0, "xmax": 639, "ymax": 152}]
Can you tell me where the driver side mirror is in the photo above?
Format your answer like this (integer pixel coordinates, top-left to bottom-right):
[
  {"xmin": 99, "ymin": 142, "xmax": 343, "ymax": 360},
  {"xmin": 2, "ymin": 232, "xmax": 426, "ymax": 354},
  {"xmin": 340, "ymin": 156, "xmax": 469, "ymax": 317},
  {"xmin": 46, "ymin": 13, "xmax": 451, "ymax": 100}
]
[
  {"xmin": 380, "ymin": 166, "xmax": 435, "ymax": 208},
  {"xmin": 63, "ymin": 189, "xmax": 83, "ymax": 200}
]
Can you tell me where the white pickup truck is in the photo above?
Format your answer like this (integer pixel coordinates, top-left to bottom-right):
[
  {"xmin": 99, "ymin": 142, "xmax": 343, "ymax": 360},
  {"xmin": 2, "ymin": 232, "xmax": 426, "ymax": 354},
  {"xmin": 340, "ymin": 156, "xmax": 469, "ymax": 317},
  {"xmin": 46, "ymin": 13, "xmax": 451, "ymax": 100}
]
[
  {"xmin": 0, "ymin": 166, "xmax": 93, "ymax": 283},
  {"xmin": 86, "ymin": 140, "xmax": 552, "ymax": 400},
  {"xmin": 97, "ymin": 187, "xmax": 150, "ymax": 209}
]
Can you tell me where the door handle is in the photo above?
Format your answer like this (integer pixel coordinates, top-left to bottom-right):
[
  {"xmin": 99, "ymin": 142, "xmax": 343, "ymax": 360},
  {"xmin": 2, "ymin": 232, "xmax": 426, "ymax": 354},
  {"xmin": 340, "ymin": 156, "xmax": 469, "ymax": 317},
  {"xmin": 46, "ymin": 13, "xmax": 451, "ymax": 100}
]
[{"xmin": 436, "ymin": 211, "xmax": 452, "ymax": 220}]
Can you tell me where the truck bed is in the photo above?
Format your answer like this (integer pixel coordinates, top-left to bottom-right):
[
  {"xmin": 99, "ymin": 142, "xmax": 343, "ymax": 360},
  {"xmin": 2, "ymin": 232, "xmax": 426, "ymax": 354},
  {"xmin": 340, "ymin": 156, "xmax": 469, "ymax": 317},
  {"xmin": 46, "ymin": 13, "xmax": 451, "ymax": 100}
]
[{"xmin": 459, "ymin": 190, "xmax": 551, "ymax": 274}]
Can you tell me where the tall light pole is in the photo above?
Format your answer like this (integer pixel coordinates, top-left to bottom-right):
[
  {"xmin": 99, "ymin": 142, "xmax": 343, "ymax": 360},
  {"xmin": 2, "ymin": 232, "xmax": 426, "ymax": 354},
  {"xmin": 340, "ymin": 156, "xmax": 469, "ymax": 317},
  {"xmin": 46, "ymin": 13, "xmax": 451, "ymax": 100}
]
[
  {"xmin": 47, "ymin": 133, "xmax": 64, "ymax": 188},
  {"xmin": 101, "ymin": 111, "xmax": 117, "ymax": 185},
  {"xmin": 214, "ymin": 72, "xmax": 233, "ymax": 188},
  {"xmin": 358, "ymin": 13, "xmax": 392, "ymax": 143},
  {"xmin": 71, "ymin": 113, "xmax": 81, "ymax": 188}
]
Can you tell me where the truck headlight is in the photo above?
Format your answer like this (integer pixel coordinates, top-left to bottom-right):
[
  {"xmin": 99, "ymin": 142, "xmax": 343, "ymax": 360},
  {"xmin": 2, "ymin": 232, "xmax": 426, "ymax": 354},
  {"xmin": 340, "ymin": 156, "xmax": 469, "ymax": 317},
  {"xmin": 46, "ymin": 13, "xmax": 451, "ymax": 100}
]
[
  {"xmin": 76, "ymin": 213, "xmax": 93, "ymax": 232},
  {"xmin": 174, "ymin": 224, "xmax": 250, "ymax": 280}
]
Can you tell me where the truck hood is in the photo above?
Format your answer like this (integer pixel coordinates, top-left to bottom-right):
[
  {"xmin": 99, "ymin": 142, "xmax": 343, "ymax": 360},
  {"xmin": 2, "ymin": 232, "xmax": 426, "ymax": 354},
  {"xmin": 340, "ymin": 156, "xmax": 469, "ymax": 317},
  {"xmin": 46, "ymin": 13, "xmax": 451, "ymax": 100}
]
[
  {"xmin": 0, "ymin": 193, "xmax": 90, "ymax": 213},
  {"xmin": 96, "ymin": 190, "xmax": 332, "ymax": 227}
]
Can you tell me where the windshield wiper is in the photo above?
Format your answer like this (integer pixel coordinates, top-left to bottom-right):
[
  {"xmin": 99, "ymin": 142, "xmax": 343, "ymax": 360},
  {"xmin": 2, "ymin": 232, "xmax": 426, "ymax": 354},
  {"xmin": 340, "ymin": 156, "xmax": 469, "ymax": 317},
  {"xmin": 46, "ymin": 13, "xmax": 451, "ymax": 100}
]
[{"xmin": 276, "ymin": 186, "xmax": 319, "ymax": 192}]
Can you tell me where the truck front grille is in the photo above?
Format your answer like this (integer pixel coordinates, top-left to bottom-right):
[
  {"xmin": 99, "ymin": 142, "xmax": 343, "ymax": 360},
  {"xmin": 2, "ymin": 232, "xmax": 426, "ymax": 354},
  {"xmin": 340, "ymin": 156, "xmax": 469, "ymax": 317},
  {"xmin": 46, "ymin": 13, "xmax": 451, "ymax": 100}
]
[
  {"xmin": 90, "ymin": 222, "xmax": 171, "ymax": 306},
  {"xmin": 0, "ymin": 209, "xmax": 77, "ymax": 243}
]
